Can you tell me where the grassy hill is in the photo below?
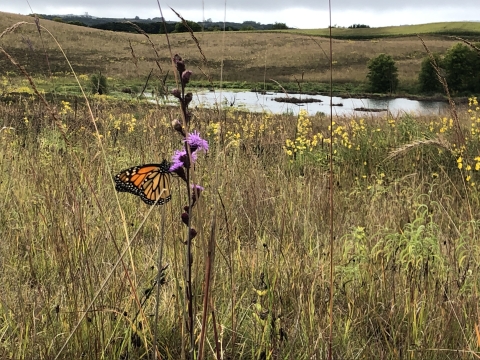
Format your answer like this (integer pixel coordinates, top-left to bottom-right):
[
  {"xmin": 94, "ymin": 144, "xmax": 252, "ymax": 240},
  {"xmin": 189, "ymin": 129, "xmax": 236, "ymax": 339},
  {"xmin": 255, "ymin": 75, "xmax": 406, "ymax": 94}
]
[
  {"xmin": 285, "ymin": 22, "xmax": 480, "ymax": 39},
  {"xmin": 0, "ymin": 12, "xmax": 474, "ymax": 94}
]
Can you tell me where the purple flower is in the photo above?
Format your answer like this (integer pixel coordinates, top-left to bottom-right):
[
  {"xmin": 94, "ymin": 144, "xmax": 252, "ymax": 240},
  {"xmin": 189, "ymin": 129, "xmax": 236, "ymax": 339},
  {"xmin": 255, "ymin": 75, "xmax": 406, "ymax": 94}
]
[
  {"xmin": 191, "ymin": 184, "xmax": 204, "ymax": 192},
  {"xmin": 170, "ymin": 149, "xmax": 197, "ymax": 172},
  {"xmin": 185, "ymin": 131, "xmax": 209, "ymax": 153}
]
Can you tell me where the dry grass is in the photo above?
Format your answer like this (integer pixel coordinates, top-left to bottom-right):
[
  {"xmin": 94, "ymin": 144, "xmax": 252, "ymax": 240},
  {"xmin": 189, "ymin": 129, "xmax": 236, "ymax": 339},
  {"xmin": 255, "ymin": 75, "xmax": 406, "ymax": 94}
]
[
  {"xmin": 1, "ymin": 93, "xmax": 480, "ymax": 358},
  {"xmin": 2, "ymin": 11, "xmax": 480, "ymax": 360},
  {"xmin": 0, "ymin": 12, "xmax": 460, "ymax": 87}
]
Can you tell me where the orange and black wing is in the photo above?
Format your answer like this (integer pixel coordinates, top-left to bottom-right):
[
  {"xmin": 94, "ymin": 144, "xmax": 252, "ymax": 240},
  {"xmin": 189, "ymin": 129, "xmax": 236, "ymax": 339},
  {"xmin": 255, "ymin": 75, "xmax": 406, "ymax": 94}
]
[{"xmin": 114, "ymin": 159, "xmax": 172, "ymax": 205}]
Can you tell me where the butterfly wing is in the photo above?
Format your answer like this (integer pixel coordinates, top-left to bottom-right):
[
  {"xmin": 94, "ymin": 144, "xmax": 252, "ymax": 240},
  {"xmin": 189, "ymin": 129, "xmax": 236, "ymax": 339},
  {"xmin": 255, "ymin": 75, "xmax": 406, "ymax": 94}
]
[{"xmin": 114, "ymin": 160, "xmax": 172, "ymax": 205}]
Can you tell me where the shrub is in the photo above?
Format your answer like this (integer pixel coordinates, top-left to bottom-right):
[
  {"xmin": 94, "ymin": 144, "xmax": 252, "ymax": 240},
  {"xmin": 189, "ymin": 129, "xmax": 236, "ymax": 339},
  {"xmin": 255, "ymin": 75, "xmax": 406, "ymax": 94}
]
[
  {"xmin": 443, "ymin": 43, "xmax": 480, "ymax": 94},
  {"xmin": 90, "ymin": 73, "xmax": 108, "ymax": 95},
  {"xmin": 418, "ymin": 54, "xmax": 443, "ymax": 93},
  {"xmin": 366, "ymin": 53, "xmax": 398, "ymax": 93}
]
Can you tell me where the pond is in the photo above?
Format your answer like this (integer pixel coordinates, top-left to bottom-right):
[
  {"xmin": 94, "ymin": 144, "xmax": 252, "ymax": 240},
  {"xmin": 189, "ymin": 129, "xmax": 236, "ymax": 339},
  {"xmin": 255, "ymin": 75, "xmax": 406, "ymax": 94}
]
[{"xmin": 184, "ymin": 90, "xmax": 448, "ymax": 116}]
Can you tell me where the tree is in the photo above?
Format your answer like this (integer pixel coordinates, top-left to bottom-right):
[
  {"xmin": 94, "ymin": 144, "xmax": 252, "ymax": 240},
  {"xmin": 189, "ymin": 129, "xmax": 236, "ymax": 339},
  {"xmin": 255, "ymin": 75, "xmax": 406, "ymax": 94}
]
[
  {"xmin": 443, "ymin": 43, "xmax": 480, "ymax": 94},
  {"xmin": 174, "ymin": 20, "xmax": 201, "ymax": 33},
  {"xmin": 418, "ymin": 54, "xmax": 443, "ymax": 93},
  {"xmin": 348, "ymin": 24, "xmax": 370, "ymax": 29},
  {"xmin": 271, "ymin": 22, "xmax": 288, "ymax": 30},
  {"xmin": 366, "ymin": 53, "xmax": 398, "ymax": 93}
]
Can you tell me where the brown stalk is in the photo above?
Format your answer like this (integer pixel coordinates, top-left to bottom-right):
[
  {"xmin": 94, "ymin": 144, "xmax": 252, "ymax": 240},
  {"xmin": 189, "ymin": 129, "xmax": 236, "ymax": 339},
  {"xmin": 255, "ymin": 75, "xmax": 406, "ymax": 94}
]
[
  {"xmin": 139, "ymin": 68, "xmax": 154, "ymax": 99},
  {"xmin": 328, "ymin": 1, "xmax": 334, "ymax": 359},
  {"xmin": 198, "ymin": 216, "xmax": 217, "ymax": 360},
  {"xmin": 0, "ymin": 22, "xmax": 28, "ymax": 39},
  {"xmin": 127, "ymin": 21, "xmax": 163, "ymax": 73},
  {"xmin": 449, "ymin": 36, "xmax": 480, "ymax": 53},
  {"xmin": 170, "ymin": 7, "xmax": 212, "ymax": 84},
  {"xmin": 128, "ymin": 39, "xmax": 138, "ymax": 68}
]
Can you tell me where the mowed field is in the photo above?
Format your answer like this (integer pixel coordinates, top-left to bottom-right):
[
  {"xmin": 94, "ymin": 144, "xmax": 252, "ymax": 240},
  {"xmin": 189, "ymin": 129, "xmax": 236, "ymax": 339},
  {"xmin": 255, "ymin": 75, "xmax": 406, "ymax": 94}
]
[{"xmin": 0, "ymin": 12, "xmax": 470, "ymax": 89}]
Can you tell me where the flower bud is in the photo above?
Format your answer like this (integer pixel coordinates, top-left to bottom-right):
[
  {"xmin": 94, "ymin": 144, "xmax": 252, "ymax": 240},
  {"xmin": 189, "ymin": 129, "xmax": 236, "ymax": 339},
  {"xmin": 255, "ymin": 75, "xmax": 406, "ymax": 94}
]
[
  {"xmin": 173, "ymin": 54, "xmax": 185, "ymax": 73},
  {"xmin": 185, "ymin": 92, "xmax": 193, "ymax": 106},
  {"xmin": 172, "ymin": 166, "xmax": 187, "ymax": 182},
  {"xmin": 191, "ymin": 184, "xmax": 204, "ymax": 207},
  {"xmin": 181, "ymin": 212, "xmax": 189, "ymax": 225},
  {"xmin": 182, "ymin": 70, "xmax": 193, "ymax": 84},
  {"xmin": 171, "ymin": 89, "xmax": 181, "ymax": 99},
  {"xmin": 189, "ymin": 228, "xmax": 197, "ymax": 241},
  {"xmin": 172, "ymin": 119, "xmax": 185, "ymax": 136}
]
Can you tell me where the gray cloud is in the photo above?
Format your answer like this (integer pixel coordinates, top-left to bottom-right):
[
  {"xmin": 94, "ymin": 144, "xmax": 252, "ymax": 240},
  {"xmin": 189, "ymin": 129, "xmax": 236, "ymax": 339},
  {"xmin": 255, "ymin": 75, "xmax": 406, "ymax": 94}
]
[
  {"xmin": 4, "ymin": 1, "xmax": 478, "ymax": 29},
  {"xmin": 14, "ymin": 0, "xmax": 480, "ymax": 14}
]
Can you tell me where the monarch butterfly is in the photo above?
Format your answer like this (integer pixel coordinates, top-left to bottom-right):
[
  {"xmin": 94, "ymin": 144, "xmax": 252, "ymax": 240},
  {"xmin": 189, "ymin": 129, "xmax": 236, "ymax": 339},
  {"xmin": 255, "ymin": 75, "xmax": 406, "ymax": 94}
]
[{"xmin": 114, "ymin": 159, "xmax": 172, "ymax": 205}]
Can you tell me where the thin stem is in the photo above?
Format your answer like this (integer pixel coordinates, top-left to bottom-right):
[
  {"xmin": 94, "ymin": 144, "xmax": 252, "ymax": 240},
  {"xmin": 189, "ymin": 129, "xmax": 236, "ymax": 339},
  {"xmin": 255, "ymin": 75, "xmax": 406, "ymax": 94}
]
[{"xmin": 328, "ymin": 0, "xmax": 335, "ymax": 359}]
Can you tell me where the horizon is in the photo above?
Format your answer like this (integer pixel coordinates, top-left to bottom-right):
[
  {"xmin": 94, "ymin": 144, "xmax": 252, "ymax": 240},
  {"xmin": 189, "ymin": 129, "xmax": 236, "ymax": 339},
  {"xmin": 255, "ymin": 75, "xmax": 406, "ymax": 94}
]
[
  {"xmin": 3, "ymin": 1, "xmax": 480, "ymax": 29},
  {"xmin": 4, "ymin": 10, "xmax": 480, "ymax": 30}
]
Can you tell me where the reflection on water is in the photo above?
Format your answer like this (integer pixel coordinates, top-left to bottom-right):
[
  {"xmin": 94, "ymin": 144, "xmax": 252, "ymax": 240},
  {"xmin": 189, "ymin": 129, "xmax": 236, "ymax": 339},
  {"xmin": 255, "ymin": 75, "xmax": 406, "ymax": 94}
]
[{"xmin": 186, "ymin": 90, "xmax": 447, "ymax": 116}]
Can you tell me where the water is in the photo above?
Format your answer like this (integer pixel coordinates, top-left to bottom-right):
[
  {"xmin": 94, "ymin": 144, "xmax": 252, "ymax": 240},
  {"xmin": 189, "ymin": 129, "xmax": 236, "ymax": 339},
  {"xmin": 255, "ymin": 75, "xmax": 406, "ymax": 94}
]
[{"xmin": 185, "ymin": 90, "xmax": 447, "ymax": 116}]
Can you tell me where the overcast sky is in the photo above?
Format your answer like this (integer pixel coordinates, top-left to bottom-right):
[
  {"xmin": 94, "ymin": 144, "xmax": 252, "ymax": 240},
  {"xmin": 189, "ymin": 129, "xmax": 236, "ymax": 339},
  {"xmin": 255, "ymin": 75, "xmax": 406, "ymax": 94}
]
[{"xmin": 3, "ymin": 1, "xmax": 479, "ymax": 29}]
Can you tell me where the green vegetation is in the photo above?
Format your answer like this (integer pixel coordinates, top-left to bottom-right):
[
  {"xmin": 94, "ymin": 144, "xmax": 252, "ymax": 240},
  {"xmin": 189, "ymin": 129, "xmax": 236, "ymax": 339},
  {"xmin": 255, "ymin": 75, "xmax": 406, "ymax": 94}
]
[
  {"xmin": 417, "ymin": 43, "xmax": 480, "ymax": 95},
  {"xmin": 174, "ymin": 20, "xmax": 202, "ymax": 33},
  {"xmin": 1, "ymin": 12, "xmax": 473, "ymax": 98},
  {"xmin": 418, "ymin": 53, "xmax": 443, "ymax": 93},
  {"xmin": 366, "ymin": 53, "xmax": 399, "ymax": 93},
  {"xmin": 89, "ymin": 73, "xmax": 109, "ymax": 95},
  {"xmin": 284, "ymin": 21, "xmax": 480, "ymax": 39},
  {"xmin": 3, "ymin": 10, "xmax": 480, "ymax": 359},
  {"xmin": 348, "ymin": 24, "xmax": 370, "ymax": 29},
  {"xmin": 443, "ymin": 43, "xmax": 480, "ymax": 94},
  {"xmin": 2, "ymin": 88, "xmax": 480, "ymax": 358}
]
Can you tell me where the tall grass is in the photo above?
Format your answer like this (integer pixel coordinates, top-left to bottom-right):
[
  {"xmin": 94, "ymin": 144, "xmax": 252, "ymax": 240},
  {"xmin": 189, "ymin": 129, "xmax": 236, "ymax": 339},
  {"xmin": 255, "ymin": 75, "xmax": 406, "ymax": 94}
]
[
  {"xmin": 1, "ymin": 11, "xmax": 480, "ymax": 360},
  {"xmin": 1, "ymin": 93, "xmax": 480, "ymax": 358}
]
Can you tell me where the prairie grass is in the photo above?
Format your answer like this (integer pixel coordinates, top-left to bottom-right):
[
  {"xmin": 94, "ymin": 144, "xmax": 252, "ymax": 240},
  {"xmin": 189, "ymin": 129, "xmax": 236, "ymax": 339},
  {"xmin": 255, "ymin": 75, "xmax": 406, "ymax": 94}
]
[
  {"xmin": 1, "ymin": 92, "xmax": 480, "ymax": 358},
  {"xmin": 2, "ymin": 11, "xmax": 480, "ymax": 360}
]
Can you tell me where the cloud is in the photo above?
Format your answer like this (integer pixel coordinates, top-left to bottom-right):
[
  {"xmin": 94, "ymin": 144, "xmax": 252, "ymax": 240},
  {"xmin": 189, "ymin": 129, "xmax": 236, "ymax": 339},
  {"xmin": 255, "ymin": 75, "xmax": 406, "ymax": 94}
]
[
  {"xmin": 3, "ymin": 1, "xmax": 479, "ymax": 29},
  {"xmin": 11, "ymin": 0, "xmax": 480, "ymax": 14}
]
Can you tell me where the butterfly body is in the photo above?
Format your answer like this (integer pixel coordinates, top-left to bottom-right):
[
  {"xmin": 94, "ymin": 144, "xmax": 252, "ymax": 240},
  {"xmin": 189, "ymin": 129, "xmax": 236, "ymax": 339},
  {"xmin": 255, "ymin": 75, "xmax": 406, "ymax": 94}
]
[{"xmin": 114, "ymin": 160, "xmax": 172, "ymax": 205}]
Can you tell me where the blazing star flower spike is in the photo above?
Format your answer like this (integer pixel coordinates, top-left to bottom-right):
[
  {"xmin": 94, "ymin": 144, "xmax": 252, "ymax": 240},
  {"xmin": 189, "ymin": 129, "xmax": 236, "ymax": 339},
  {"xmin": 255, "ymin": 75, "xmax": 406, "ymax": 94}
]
[
  {"xmin": 185, "ymin": 131, "xmax": 209, "ymax": 153},
  {"xmin": 170, "ymin": 149, "xmax": 198, "ymax": 172}
]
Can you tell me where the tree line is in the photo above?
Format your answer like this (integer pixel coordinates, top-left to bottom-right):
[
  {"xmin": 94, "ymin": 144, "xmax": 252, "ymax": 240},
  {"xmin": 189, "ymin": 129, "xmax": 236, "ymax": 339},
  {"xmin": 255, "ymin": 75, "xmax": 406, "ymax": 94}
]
[
  {"xmin": 46, "ymin": 15, "xmax": 289, "ymax": 33},
  {"xmin": 367, "ymin": 42, "xmax": 480, "ymax": 95}
]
